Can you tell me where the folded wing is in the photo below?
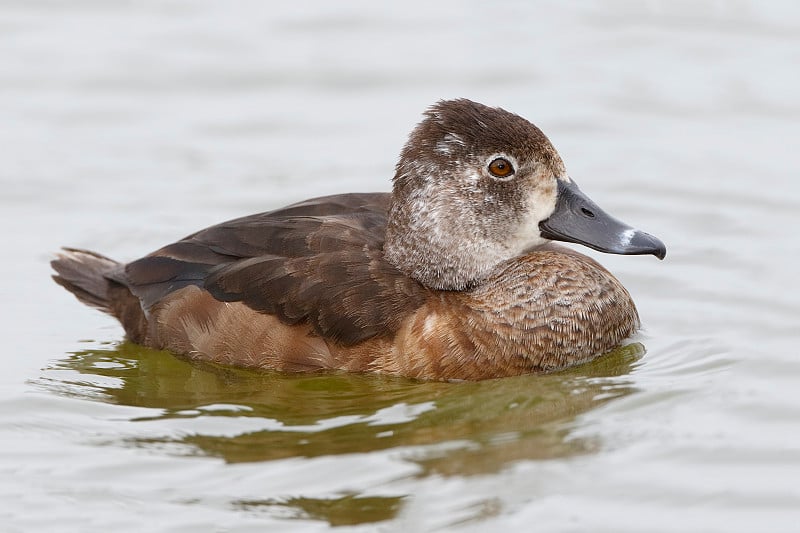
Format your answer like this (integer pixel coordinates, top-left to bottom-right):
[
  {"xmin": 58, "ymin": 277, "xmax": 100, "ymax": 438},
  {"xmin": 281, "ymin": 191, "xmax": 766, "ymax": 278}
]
[{"xmin": 112, "ymin": 193, "xmax": 429, "ymax": 345}]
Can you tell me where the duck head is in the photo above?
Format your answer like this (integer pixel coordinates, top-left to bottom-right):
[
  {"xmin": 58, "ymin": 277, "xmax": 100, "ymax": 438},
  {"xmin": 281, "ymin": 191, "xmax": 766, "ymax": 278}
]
[{"xmin": 384, "ymin": 99, "xmax": 666, "ymax": 290}]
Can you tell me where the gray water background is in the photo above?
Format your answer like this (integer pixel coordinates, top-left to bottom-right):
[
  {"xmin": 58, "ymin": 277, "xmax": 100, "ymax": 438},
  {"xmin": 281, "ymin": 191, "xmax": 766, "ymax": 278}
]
[{"xmin": 2, "ymin": 1, "xmax": 799, "ymax": 531}]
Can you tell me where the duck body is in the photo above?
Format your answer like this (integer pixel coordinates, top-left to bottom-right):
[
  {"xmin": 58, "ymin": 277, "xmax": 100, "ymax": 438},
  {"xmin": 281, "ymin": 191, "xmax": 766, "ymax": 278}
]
[{"xmin": 53, "ymin": 99, "xmax": 665, "ymax": 381}]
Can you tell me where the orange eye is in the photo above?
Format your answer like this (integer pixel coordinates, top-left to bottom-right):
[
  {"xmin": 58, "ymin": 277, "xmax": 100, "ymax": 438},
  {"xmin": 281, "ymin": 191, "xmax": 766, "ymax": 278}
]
[{"xmin": 488, "ymin": 157, "xmax": 514, "ymax": 178}]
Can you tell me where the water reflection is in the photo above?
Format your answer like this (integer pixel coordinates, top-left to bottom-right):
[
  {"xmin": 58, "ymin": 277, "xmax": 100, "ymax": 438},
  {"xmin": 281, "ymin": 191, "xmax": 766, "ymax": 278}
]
[
  {"xmin": 41, "ymin": 341, "xmax": 643, "ymax": 525},
  {"xmin": 234, "ymin": 494, "xmax": 406, "ymax": 526},
  {"xmin": 45, "ymin": 342, "xmax": 642, "ymax": 469}
]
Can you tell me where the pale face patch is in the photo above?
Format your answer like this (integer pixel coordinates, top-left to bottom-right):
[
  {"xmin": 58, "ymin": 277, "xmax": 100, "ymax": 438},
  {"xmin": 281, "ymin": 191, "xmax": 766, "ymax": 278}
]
[{"xmin": 507, "ymin": 177, "xmax": 559, "ymax": 254}]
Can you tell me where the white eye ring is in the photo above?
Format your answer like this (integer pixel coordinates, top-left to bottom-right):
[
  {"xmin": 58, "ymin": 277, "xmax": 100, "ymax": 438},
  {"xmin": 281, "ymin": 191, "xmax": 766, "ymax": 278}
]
[{"xmin": 486, "ymin": 154, "xmax": 518, "ymax": 180}]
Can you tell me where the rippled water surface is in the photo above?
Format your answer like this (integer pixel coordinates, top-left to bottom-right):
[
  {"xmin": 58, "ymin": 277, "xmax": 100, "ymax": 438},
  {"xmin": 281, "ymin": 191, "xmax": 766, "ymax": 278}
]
[{"xmin": 2, "ymin": 1, "xmax": 799, "ymax": 531}]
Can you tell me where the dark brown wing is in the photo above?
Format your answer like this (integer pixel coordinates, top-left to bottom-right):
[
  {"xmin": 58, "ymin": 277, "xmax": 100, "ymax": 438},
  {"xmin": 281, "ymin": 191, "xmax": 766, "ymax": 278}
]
[{"xmin": 111, "ymin": 193, "xmax": 430, "ymax": 345}]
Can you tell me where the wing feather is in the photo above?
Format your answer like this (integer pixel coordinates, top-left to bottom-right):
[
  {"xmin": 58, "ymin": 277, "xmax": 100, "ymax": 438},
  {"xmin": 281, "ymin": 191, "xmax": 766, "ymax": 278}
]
[{"xmin": 113, "ymin": 193, "xmax": 428, "ymax": 345}]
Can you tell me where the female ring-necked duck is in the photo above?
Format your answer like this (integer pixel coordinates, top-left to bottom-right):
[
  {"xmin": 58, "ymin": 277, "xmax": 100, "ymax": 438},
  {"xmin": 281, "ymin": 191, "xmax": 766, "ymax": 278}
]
[{"xmin": 52, "ymin": 99, "xmax": 665, "ymax": 381}]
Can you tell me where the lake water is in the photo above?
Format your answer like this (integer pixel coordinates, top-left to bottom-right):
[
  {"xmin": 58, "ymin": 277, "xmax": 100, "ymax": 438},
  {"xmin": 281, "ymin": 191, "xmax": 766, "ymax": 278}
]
[{"xmin": 2, "ymin": 1, "xmax": 799, "ymax": 531}]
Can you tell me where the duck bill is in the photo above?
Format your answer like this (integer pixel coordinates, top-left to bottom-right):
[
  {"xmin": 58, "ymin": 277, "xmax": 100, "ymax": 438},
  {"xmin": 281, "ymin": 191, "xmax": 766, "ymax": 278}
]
[{"xmin": 539, "ymin": 180, "xmax": 666, "ymax": 259}]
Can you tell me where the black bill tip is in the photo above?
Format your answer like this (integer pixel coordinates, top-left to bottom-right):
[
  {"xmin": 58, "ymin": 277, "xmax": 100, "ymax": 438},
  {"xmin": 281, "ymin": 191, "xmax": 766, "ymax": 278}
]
[
  {"xmin": 620, "ymin": 229, "xmax": 667, "ymax": 260},
  {"xmin": 539, "ymin": 179, "xmax": 667, "ymax": 260}
]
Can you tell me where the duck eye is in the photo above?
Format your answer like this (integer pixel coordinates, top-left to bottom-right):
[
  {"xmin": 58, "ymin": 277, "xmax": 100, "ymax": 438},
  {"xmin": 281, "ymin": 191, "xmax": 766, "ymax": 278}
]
[{"xmin": 488, "ymin": 157, "xmax": 514, "ymax": 178}]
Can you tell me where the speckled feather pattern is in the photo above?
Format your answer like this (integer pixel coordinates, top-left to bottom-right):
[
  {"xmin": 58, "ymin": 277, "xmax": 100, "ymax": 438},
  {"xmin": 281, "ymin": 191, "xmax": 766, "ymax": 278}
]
[
  {"xmin": 134, "ymin": 243, "xmax": 638, "ymax": 381},
  {"xmin": 51, "ymin": 99, "xmax": 651, "ymax": 381},
  {"xmin": 384, "ymin": 99, "xmax": 565, "ymax": 290}
]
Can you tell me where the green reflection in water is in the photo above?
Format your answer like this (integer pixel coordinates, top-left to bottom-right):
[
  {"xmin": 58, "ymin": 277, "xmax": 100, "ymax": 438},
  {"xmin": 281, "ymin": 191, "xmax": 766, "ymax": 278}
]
[
  {"xmin": 234, "ymin": 494, "xmax": 406, "ymax": 526},
  {"xmin": 44, "ymin": 342, "xmax": 643, "ymax": 470},
  {"xmin": 41, "ymin": 341, "xmax": 644, "ymax": 526}
]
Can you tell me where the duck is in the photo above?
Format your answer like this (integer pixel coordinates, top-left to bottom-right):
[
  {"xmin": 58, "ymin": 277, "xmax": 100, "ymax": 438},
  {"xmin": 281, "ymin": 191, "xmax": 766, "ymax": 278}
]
[{"xmin": 52, "ymin": 99, "xmax": 666, "ymax": 381}]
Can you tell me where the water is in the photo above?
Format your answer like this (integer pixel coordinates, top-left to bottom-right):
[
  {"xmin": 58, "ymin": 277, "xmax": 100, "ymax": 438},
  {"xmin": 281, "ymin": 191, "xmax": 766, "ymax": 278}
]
[{"xmin": 2, "ymin": 1, "xmax": 799, "ymax": 531}]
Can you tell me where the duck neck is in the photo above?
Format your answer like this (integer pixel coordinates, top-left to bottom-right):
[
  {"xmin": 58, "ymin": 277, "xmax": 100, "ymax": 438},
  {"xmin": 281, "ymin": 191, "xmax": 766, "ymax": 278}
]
[{"xmin": 383, "ymin": 187, "xmax": 507, "ymax": 291}]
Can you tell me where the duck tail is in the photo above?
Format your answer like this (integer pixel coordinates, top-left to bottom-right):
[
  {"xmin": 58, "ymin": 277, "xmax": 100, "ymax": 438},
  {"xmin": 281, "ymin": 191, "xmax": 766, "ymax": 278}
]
[{"xmin": 51, "ymin": 248, "xmax": 120, "ymax": 314}]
